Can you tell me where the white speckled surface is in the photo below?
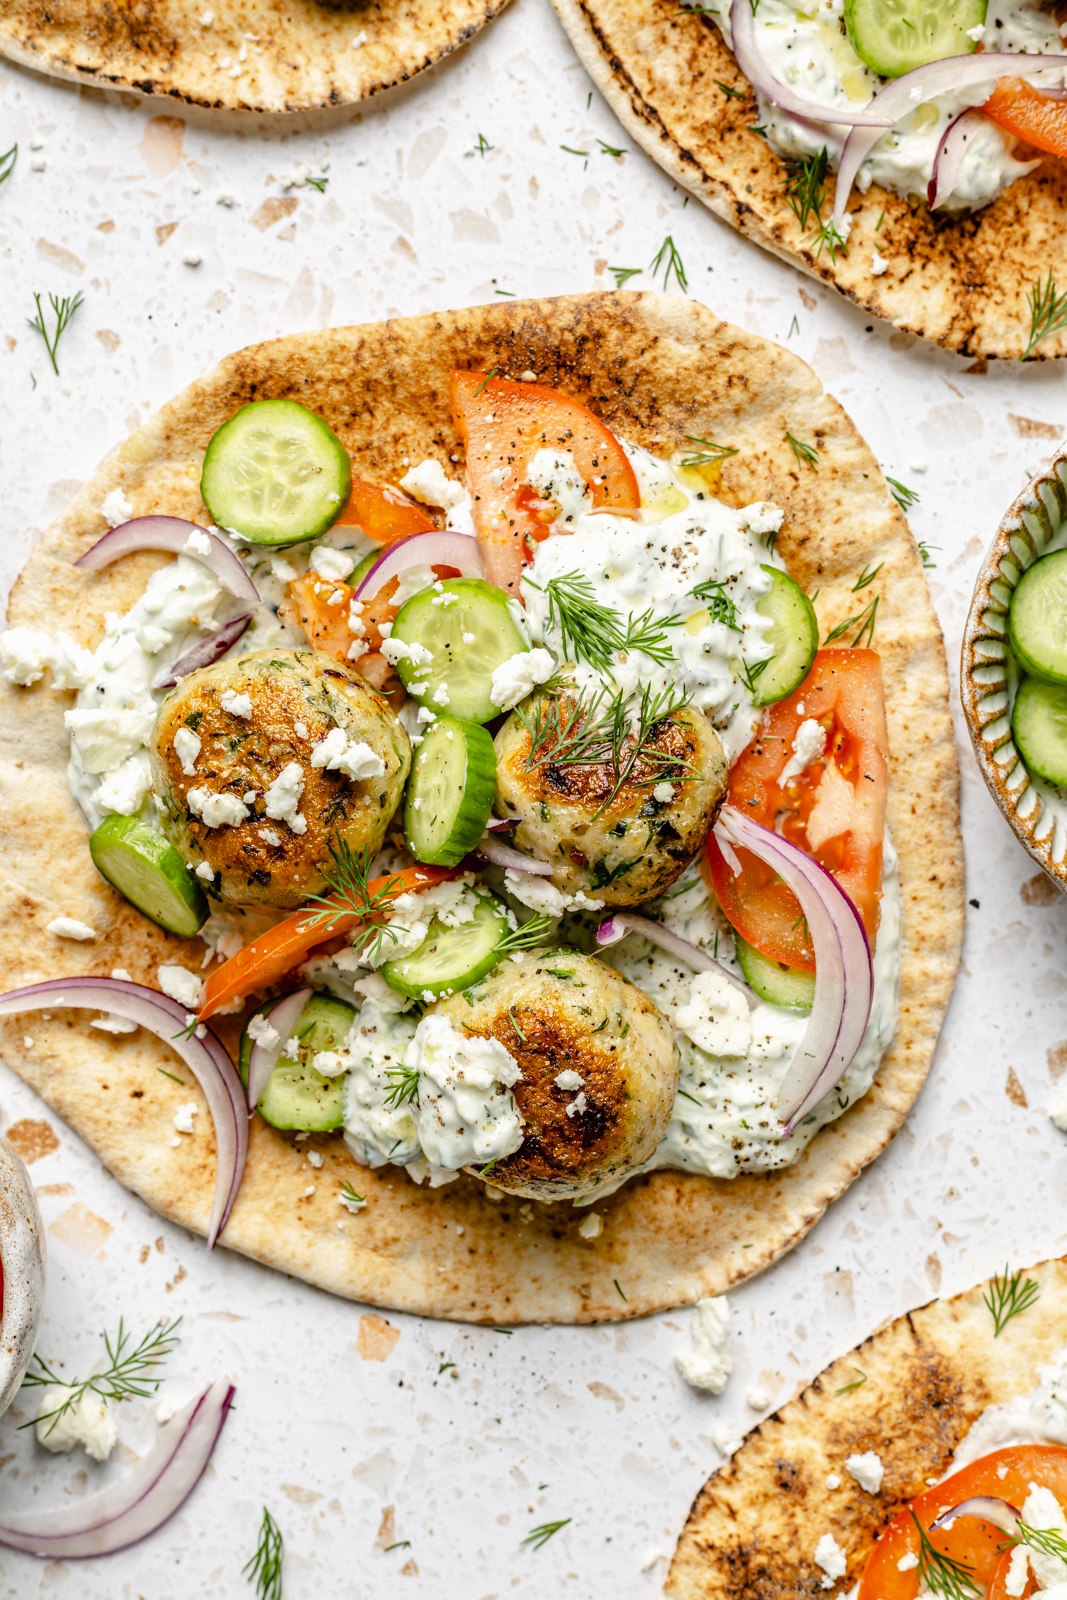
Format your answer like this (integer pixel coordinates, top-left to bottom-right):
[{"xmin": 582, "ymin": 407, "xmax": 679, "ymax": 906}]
[{"xmin": 3, "ymin": 4, "xmax": 1067, "ymax": 1595}]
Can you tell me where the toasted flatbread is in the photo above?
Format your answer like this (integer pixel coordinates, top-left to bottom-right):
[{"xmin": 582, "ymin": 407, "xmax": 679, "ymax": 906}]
[
  {"xmin": 0, "ymin": 0, "xmax": 507, "ymax": 113},
  {"xmin": 668, "ymin": 1257, "xmax": 1067, "ymax": 1598},
  {"xmin": 0, "ymin": 291, "xmax": 961, "ymax": 1323},
  {"xmin": 550, "ymin": 0, "xmax": 1067, "ymax": 360}
]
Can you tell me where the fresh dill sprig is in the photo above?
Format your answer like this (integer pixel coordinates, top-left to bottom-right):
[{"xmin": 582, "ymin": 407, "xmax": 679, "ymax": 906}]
[
  {"xmin": 715, "ymin": 79, "xmax": 745, "ymax": 99},
  {"xmin": 474, "ymin": 367, "xmax": 500, "ymax": 397},
  {"xmin": 834, "ymin": 1366, "xmax": 867, "ymax": 1396},
  {"xmin": 690, "ymin": 579, "xmax": 741, "ymax": 631},
  {"xmin": 917, "ymin": 540, "xmax": 939, "ymax": 569},
  {"xmin": 786, "ymin": 431, "xmax": 819, "ymax": 469},
  {"xmin": 609, "ymin": 265, "xmax": 641, "ymax": 288},
  {"xmin": 782, "ymin": 147, "xmax": 830, "ymax": 234},
  {"xmin": 852, "ymin": 562, "xmax": 883, "ymax": 592},
  {"xmin": 649, "ymin": 234, "xmax": 688, "ymax": 293},
  {"xmin": 301, "ymin": 839, "xmax": 400, "ymax": 963},
  {"xmin": 561, "ymin": 144, "xmax": 590, "ymax": 166},
  {"xmin": 243, "ymin": 1508, "xmax": 284, "ymax": 1600},
  {"xmin": 28, "ymin": 290, "xmax": 84, "ymax": 376},
  {"xmin": 811, "ymin": 218, "xmax": 849, "ymax": 263},
  {"xmin": 384, "ymin": 1063, "xmax": 421, "ymax": 1111},
  {"xmin": 739, "ymin": 656, "xmax": 773, "ymax": 696},
  {"xmin": 910, "ymin": 1511, "xmax": 980, "ymax": 1600},
  {"xmin": 0, "ymin": 144, "xmax": 16, "ymax": 187},
  {"xmin": 983, "ymin": 1264, "xmax": 1040, "ymax": 1337},
  {"xmin": 523, "ymin": 1519, "xmax": 572, "ymax": 1550},
  {"xmin": 887, "ymin": 476, "xmax": 919, "ymax": 512},
  {"xmin": 497, "ymin": 914, "xmax": 556, "ymax": 954},
  {"xmin": 338, "ymin": 1180, "xmax": 366, "ymax": 1212},
  {"xmin": 305, "ymin": 175, "xmax": 328, "ymax": 193},
  {"xmin": 621, "ymin": 606, "xmax": 684, "ymax": 666},
  {"xmin": 528, "ymin": 570, "xmax": 624, "ymax": 674},
  {"xmin": 1008, "ymin": 1523, "xmax": 1067, "ymax": 1562},
  {"xmin": 24, "ymin": 1317, "xmax": 182, "ymax": 1434},
  {"xmin": 473, "ymin": 132, "xmax": 493, "ymax": 156},
  {"xmin": 824, "ymin": 594, "xmax": 878, "ymax": 649},
  {"xmin": 680, "ymin": 434, "xmax": 739, "ymax": 469},
  {"xmin": 597, "ymin": 138, "xmax": 626, "ymax": 157},
  {"xmin": 1022, "ymin": 271, "xmax": 1067, "ymax": 360}
]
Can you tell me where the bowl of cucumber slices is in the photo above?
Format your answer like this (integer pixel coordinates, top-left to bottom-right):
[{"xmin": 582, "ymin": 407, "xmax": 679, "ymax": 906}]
[{"xmin": 962, "ymin": 443, "xmax": 1067, "ymax": 887}]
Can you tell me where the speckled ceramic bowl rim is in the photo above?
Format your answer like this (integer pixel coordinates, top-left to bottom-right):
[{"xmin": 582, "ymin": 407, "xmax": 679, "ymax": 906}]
[{"xmin": 961, "ymin": 440, "xmax": 1067, "ymax": 887}]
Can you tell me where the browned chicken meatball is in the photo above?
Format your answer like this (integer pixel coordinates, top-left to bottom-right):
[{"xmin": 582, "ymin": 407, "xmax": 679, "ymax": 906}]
[
  {"xmin": 434, "ymin": 950, "xmax": 679, "ymax": 1201},
  {"xmin": 151, "ymin": 648, "xmax": 410, "ymax": 909}
]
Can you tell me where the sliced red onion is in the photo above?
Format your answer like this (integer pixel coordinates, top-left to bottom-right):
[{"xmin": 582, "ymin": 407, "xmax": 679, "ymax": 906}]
[
  {"xmin": 485, "ymin": 815, "xmax": 520, "ymax": 832},
  {"xmin": 76, "ymin": 517, "xmax": 259, "ymax": 605},
  {"xmin": 0, "ymin": 1379, "xmax": 234, "ymax": 1557},
  {"xmin": 931, "ymin": 1496, "xmax": 1020, "ymax": 1534},
  {"xmin": 476, "ymin": 834, "xmax": 554, "ymax": 876},
  {"xmin": 246, "ymin": 986, "xmax": 312, "ymax": 1111},
  {"xmin": 834, "ymin": 52, "xmax": 1067, "ymax": 228},
  {"xmin": 0, "ymin": 979, "xmax": 247, "ymax": 1248},
  {"xmin": 354, "ymin": 530, "xmax": 485, "ymax": 602},
  {"xmin": 928, "ymin": 109, "xmax": 986, "ymax": 210},
  {"xmin": 596, "ymin": 912, "xmax": 749, "ymax": 993},
  {"xmin": 152, "ymin": 611, "xmax": 253, "ymax": 690},
  {"xmin": 714, "ymin": 806, "xmax": 873, "ymax": 1136},
  {"xmin": 730, "ymin": 0, "xmax": 893, "ymax": 128}
]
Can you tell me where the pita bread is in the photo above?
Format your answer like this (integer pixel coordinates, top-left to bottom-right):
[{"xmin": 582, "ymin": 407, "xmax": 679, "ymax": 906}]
[
  {"xmin": 0, "ymin": 0, "xmax": 507, "ymax": 113},
  {"xmin": 0, "ymin": 291, "xmax": 961, "ymax": 1323},
  {"xmin": 549, "ymin": 0, "xmax": 1067, "ymax": 361},
  {"xmin": 667, "ymin": 1257, "xmax": 1067, "ymax": 1598}
]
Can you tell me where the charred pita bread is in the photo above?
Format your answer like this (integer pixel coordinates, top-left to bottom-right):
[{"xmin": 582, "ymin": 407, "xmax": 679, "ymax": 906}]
[
  {"xmin": 549, "ymin": 0, "xmax": 1067, "ymax": 361},
  {"xmin": 667, "ymin": 1257, "xmax": 1067, "ymax": 1598},
  {"xmin": 0, "ymin": 0, "xmax": 507, "ymax": 113},
  {"xmin": 0, "ymin": 291, "xmax": 961, "ymax": 1323}
]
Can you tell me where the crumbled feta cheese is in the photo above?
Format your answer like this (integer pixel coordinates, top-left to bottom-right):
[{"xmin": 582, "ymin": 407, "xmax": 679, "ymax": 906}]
[
  {"xmin": 653, "ymin": 782, "xmax": 674, "ymax": 803},
  {"xmin": 90, "ymin": 1014, "xmax": 138, "ymax": 1034},
  {"xmin": 814, "ymin": 1533, "xmax": 847, "ymax": 1589},
  {"xmin": 779, "ymin": 717, "xmax": 826, "ymax": 786},
  {"xmin": 173, "ymin": 1101, "xmax": 198, "ymax": 1134},
  {"xmin": 309, "ymin": 726, "xmax": 385, "ymax": 782},
  {"xmin": 737, "ymin": 501, "xmax": 785, "ymax": 538},
  {"xmin": 826, "ymin": 1474, "xmax": 841, "ymax": 1490},
  {"xmin": 871, "ymin": 252, "xmax": 889, "ymax": 277},
  {"xmin": 187, "ymin": 787, "xmax": 249, "ymax": 828},
  {"xmin": 183, "ymin": 528, "xmax": 213, "ymax": 557},
  {"xmin": 675, "ymin": 1296, "xmax": 732, "ymax": 1394},
  {"xmin": 195, "ymin": 861, "xmax": 214, "ymax": 882},
  {"xmin": 392, "ymin": 565, "xmax": 439, "ymax": 607},
  {"xmin": 101, "ymin": 488, "xmax": 134, "ymax": 528},
  {"xmin": 406, "ymin": 1012, "xmax": 524, "ymax": 1169},
  {"xmin": 259, "ymin": 827, "xmax": 282, "ymax": 847},
  {"xmin": 36, "ymin": 1389, "xmax": 117, "ymax": 1461},
  {"xmin": 220, "ymin": 690, "xmax": 252, "ymax": 719},
  {"xmin": 173, "ymin": 726, "xmax": 202, "ymax": 776},
  {"xmin": 311, "ymin": 1051, "xmax": 346, "ymax": 1077},
  {"xmin": 183, "ymin": 253, "xmax": 202, "ymax": 268},
  {"xmin": 489, "ymin": 647, "xmax": 555, "ymax": 710},
  {"xmin": 294, "ymin": 721, "xmax": 309, "ymax": 739},
  {"xmin": 462, "ymin": 632, "xmax": 475, "ymax": 645},
  {"xmin": 157, "ymin": 965, "xmax": 203, "ymax": 1009},
  {"xmin": 66, "ymin": 706, "xmax": 159, "ymax": 774},
  {"xmin": 845, "ymin": 1451, "xmax": 884, "ymax": 1494},
  {"xmin": 136, "ymin": 624, "xmax": 171, "ymax": 655},
  {"xmin": 502, "ymin": 872, "xmax": 603, "ymax": 917},
  {"xmin": 380, "ymin": 636, "xmax": 433, "ymax": 669},
  {"xmin": 555, "ymin": 1069, "xmax": 584, "ymax": 1091},
  {"xmin": 577, "ymin": 1211, "xmax": 602, "ymax": 1239},
  {"xmin": 400, "ymin": 459, "xmax": 467, "ymax": 510},
  {"xmin": 271, "ymin": 554, "xmax": 298, "ymax": 583},
  {"xmin": 307, "ymin": 1150, "xmax": 324, "ymax": 1168},
  {"xmin": 263, "ymin": 763, "xmax": 306, "ymax": 834},
  {"xmin": 0, "ymin": 628, "xmax": 95, "ymax": 689},
  {"xmin": 111, "ymin": 968, "xmax": 132, "ymax": 982},
  {"xmin": 672, "ymin": 971, "xmax": 751, "ymax": 1058},
  {"xmin": 896, "ymin": 1552, "xmax": 918, "ymax": 1573},
  {"xmin": 966, "ymin": 22, "xmax": 985, "ymax": 40},
  {"xmin": 710, "ymin": 1423, "xmax": 744, "ymax": 1458},
  {"xmin": 46, "ymin": 916, "xmax": 97, "ymax": 941},
  {"xmin": 92, "ymin": 755, "xmax": 152, "ymax": 818},
  {"xmin": 246, "ymin": 1013, "xmax": 280, "ymax": 1051},
  {"xmin": 309, "ymin": 546, "xmax": 355, "ymax": 582},
  {"xmin": 339, "ymin": 1186, "xmax": 366, "ymax": 1212},
  {"xmin": 746, "ymin": 1385, "xmax": 771, "ymax": 1410},
  {"xmin": 432, "ymin": 684, "xmax": 450, "ymax": 706},
  {"xmin": 565, "ymin": 1091, "xmax": 588, "ymax": 1119}
]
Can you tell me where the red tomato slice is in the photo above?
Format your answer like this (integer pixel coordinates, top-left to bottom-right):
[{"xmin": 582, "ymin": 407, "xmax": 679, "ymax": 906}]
[
  {"xmin": 984, "ymin": 79, "xmax": 1067, "ymax": 159},
  {"xmin": 336, "ymin": 478, "xmax": 436, "ymax": 542},
  {"xmin": 705, "ymin": 649, "xmax": 889, "ymax": 971},
  {"xmin": 450, "ymin": 370, "xmax": 641, "ymax": 595},
  {"xmin": 859, "ymin": 1445, "xmax": 1067, "ymax": 1600}
]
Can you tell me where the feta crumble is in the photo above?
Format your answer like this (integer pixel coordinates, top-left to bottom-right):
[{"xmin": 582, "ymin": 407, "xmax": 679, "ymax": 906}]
[
  {"xmin": 844, "ymin": 1451, "xmax": 884, "ymax": 1494},
  {"xmin": 157, "ymin": 965, "xmax": 203, "ymax": 1009},
  {"xmin": 220, "ymin": 690, "xmax": 253, "ymax": 719},
  {"xmin": 263, "ymin": 763, "xmax": 307, "ymax": 834},
  {"xmin": 46, "ymin": 916, "xmax": 97, "ymax": 941},
  {"xmin": 309, "ymin": 726, "xmax": 385, "ymax": 781},
  {"xmin": 675, "ymin": 1296, "xmax": 732, "ymax": 1393},
  {"xmin": 489, "ymin": 647, "xmax": 555, "ymax": 710},
  {"xmin": 814, "ymin": 1532, "xmax": 848, "ymax": 1589},
  {"xmin": 173, "ymin": 726, "xmax": 202, "ymax": 776},
  {"xmin": 187, "ymin": 787, "xmax": 250, "ymax": 828},
  {"xmin": 36, "ymin": 1389, "xmax": 117, "ymax": 1461}
]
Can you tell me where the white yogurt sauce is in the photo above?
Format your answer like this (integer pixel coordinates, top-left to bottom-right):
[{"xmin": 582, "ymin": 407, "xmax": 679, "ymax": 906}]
[
  {"xmin": 714, "ymin": 0, "xmax": 1062, "ymax": 214},
  {"xmin": 405, "ymin": 1011, "xmax": 525, "ymax": 1169},
  {"xmin": 951, "ymin": 1342, "xmax": 1067, "ymax": 1468}
]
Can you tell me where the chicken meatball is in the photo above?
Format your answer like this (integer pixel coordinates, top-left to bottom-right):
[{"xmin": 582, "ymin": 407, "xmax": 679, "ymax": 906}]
[
  {"xmin": 151, "ymin": 649, "xmax": 410, "ymax": 909},
  {"xmin": 435, "ymin": 949, "xmax": 679, "ymax": 1201},
  {"xmin": 494, "ymin": 689, "xmax": 728, "ymax": 905}
]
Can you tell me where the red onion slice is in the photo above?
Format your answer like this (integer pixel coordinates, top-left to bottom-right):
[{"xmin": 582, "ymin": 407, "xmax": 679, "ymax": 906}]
[
  {"xmin": 485, "ymin": 815, "xmax": 520, "ymax": 832},
  {"xmin": 730, "ymin": 0, "xmax": 893, "ymax": 128},
  {"xmin": 0, "ymin": 1379, "xmax": 234, "ymax": 1557},
  {"xmin": 152, "ymin": 611, "xmax": 253, "ymax": 690},
  {"xmin": 477, "ymin": 834, "xmax": 554, "ymax": 876},
  {"xmin": 596, "ymin": 912, "xmax": 749, "ymax": 993},
  {"xmin": 930, "ymin": 1496, "xmax": 1020, "ymax": 1534},
  {"xmin": 713, "ymin": 807, "xmax": 873, "ymax": 1136},
  {"xmin": 246, "ymin": 986, "xmax": 312, "ymax": 1110},
  {"xmin": 0, "ymin": 979, "xmax": 247, "ymax": 1248},
  {"xmin": 354, "ymin": 530, "xmax": 485, "ymax": 602},
  {"xmin": 928, "ymin": 109, "xmax": 986, "ymax": 210},
  {"xmin": 76, "ymin": 517, "xmax": 259, "ymax": 606},
  {"xmin": 834, "ymin": 52, "xmax": 1067, "ymax": 228}
]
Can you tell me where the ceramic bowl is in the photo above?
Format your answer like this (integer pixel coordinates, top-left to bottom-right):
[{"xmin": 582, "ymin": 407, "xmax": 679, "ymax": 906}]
[
  {"xmin": 961, "ymin": 443, "xmax": 1067, "ymax": 888},
  {"xmin": 0, "ymin": 1133, "xmax": 45, "ymax": 1418}
]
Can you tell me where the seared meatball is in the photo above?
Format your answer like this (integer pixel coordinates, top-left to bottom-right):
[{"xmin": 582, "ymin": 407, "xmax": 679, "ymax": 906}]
[
  {"xmin": 151, "ymin": 649, "xmax": 410, "ymax": 909},
  {"xmin": 494, "ymin": 690, "xmax": 728, "ymax": 905},
  {"xmin": 436, "ymin": 949, "xmax": 679, "ymax": 1201}
]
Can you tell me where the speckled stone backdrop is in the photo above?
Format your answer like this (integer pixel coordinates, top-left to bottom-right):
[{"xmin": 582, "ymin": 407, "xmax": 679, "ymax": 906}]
[{"xmin": 2, "ymin": 5, "xmax": 1067, "ymax": 1596}]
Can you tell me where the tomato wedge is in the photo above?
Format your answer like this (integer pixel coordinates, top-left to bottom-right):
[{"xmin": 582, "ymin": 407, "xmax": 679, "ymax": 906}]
[
  {"xmin": 198, "ymin": 863, "xmax": 460, "ymax": 1020},
  {"xmin": 859, "ymin": 1445, "xmax": 1067, "ymax": 1600},
  {"xmin": 705, "ymin": 649, "xmax": 889, "ymax": 971},
  {"xmin": 336, "ymin": 478, "xmax": 436, "ymax": 542},
  {"xmin": 450, "ymin": 371, "xmax": 641, "ymax": 595},
  {"xmin": 984, "ymin": 79, "xmax": 1067, "ymax": 160}
]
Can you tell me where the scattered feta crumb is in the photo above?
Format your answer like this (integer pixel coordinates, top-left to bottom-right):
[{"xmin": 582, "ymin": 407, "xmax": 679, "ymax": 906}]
[
  {"xmin": 111, "ymin": 968, "xmax": 132, "ymax": 982},
  {"xmin": 489, "ymin": 648, "xmax": 555, "ymax": 710},
  {"xmin": 187, "ymin": 787, "xmax": 249, "ymax": 828},
  {"xmin": 183, "ymin": 253, "xmax": 202, "ymax": 268},
  {"xmin": 825, "ymin": 1474, "xmax": 841, "ymax": 1490},
  {"xmin": 22, "ymin": 1037, "xmax": 33, "ymax": 1049},
  {"xmin": 673, "ymin": 970, "xmax": 751, "ymax": 1057},
  {"xmin": 101, "ymin": 488, "xmax": 134, "ymax": 528},
  {"xmin": 675, "ymin": 1296, "xmax": 732, "ymax": 1394},
  {"xmin": 462, "ymin": 632, "xmax": 475, "ymax": 645},
  {"xmin": 746, "ymin": 1385, "xmax": 771, "ymax": 1411},
  {"xmin": 246, "ymin": 1013, "xmax": 280, "ymax": 1051},
  {"xmin": 263, "ymin": 764, "xmax": 307, "ymax": 834},
  {"xmin": 271, "ymin": 554, "xmax": 298, "ymax": 583},
  {"xmin": 565, "ymin": 1091, "xmax": 588, "ymax": 1118},
  {"xmin": 653, "ymin": 782, "xmax": 674, "ymax": 803},
  {"xmin": 309, "ymin": 546, "xmax": 355, "ymax": 582},
  {"xmin": 158, "ymin": 965, "xmax": 203, "ymax": 1009},
  {"xmin": 845, "ymin": 1451, "xmax": 884, "ymax": 1494},
  {"xmin": 351, "ymin": 27, "xmax": 367, "ymax": 46},
  {"xmin": 90, "ymin": 1014, "xmax": 138, "ymax": 1034},
  {"xmin": 896, "ymin": 1552, "xmax": 918, "ymax": 1573},
  {"xmin": 220, "ymin": 690, "xmax": 252, "ymax": 719},
  {"xmin": 966, "ymin": 22, "xmax": 985, "ymax": 40},
  {"xmin": 309, "ymin": 726, "xmax": 385, "ymax": 782},
  {"xmin": 173, "ymin": 726, "xmax": 202, "ymax": 777},
  {"xmin": 577, "ymin": 1211, "xmax": 602, "ymax": 1239},
  {"xmin": 173, "ymin": 1102, "xmax": 199, "ymax": 1134},
  {"xmin": 339, "ymin": 1187, "xmax": 366, "ymax": 1212},
  {"xmin": 871, "ymin": 251, "xmax": 889, "ymax": 276},
  {"xmin": 259, "ymin": 827, "xmax": 282, "ymax": 846},
  {"xmin": 195, "ymin": 861, "xmax": 214, "ymax": 882},
  {"xmin": 814, "ymin": 1533, "xmax": 847, "ymax": 1589},
  {"xmin": 46, "ymin": 916, "xmax": 97, "ymax": 941},
  {"xmin": 779, "ymin": 717, "xmax": 826, "ymax": 786},
  {"xmin": 307, "ymin": 1150, "xmax": 324, "ymax": 1168},
  {"xmin": 555, "ymin": 1069, "xmax": 584, "ymax": 1091},
  {"xmin": 311, "ymin": 1050, "xmax": 346, "ymax": 1076},
  {"xmin": 381, "ymin": 636, "xmax": 433, "ymax": 670},
  {"xmin": 294, "ymin": 721, "xmax": 309, "ymax": 739},
  {"xmin": 36, "ymin": 1389, "xmax": 117, "ymax": 1461},
  {"xmin": 400, "ymin": 458, "xmax": 467, "ymax": 510}
]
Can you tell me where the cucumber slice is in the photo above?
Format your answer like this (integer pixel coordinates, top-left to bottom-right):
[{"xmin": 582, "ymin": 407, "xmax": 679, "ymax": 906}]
[
  {"xmin": 382, "ymin": 897, "xmax": 509, "ymax": 999},
  {"xmin": 200, "ymin": 399, "xmax": 352, "ymax": 547},
  {"xmin": 238, "ymin": 992, "xmax": 355, "ymax": 1131},
  {"xmin": 844, "ymin": 0, "xmax": 985, "ymax": 78},
  {"xmin": 1012, "ymin": 676, "xmax": 1067, "ymax": 789},
  {"xmin": 1009, "ymin": 550, "xmax": 1067, "ymax": 686},
  {"xmin": 404, "ymin": 715, "xmax": 497, "ymax": 867},
  {"xmin": 350, "ymin": 549, "xmax": 378, "ymax": 587},
  {"xmin": 735, "ymin": 935, "xmax": 815, "ymax": 1013},
  {"xmin": 751, "ymin": 565, "xmax": 818, "ymax": 706},
  {"xmin": 89, "ymin": 814, "xmax": 209, "ymax": 937},
  {"xmin": 389, "ymin": 578, "xmax": 531, "ymax": 723}
]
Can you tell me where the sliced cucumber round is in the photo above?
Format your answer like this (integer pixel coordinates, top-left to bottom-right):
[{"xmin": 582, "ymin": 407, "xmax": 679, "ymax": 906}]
[
  {"xmin": 89, "ymin": 814, "xmax": 209, "ymax": 937},
  {"xmin": 750, "ymin": 565, "xmax": 818, "ymax": 706},
  {"xmin": 404, "ymin": 715, "xmax": 497, "ymax": 867},
  {"xmin": 200, "ymin": 399, "xmax": 352, "ymax": 547},
  {"xmin": 389, "ymin": 578, "xmax": 530, "ymax": 723},
  {"xmin": 844, "ymin": 0, "xmax": 985, "ymax": 78},
  {"xmin": 735, "ymin": 935, "xmax": 815, "ymax": 1013},
  {"xmin": 1013, "ymin": 676, "xmax": 1067, "ymax": 790},
  {"xmin": 238, "ymin": 992, "xmax": 355, "ymax": 1132},
  {"xmin": 382, "ymin": 897, "xmax": 509, "ymax": 1000},
  {"xmin": 1009, "ymin": 550, "xmax": 1067, "ymax": 686},
  {"xmin": 350, "ymin": 549, "xmax": 378, "ymax": 588}
]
